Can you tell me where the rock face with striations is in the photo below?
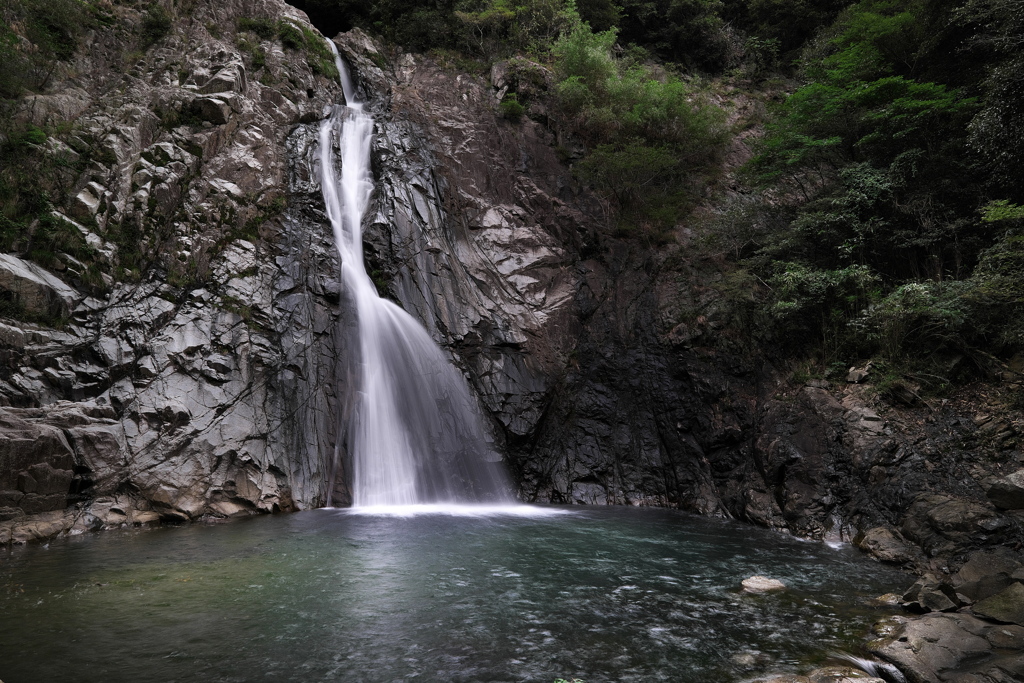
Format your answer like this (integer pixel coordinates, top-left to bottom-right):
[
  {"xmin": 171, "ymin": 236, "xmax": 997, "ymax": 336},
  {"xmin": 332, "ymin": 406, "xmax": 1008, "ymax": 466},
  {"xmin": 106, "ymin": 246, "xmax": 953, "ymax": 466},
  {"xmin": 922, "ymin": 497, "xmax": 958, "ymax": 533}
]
[{"xmin": 1, "ymin": 0, "xmax": 345, "ymax": 541}]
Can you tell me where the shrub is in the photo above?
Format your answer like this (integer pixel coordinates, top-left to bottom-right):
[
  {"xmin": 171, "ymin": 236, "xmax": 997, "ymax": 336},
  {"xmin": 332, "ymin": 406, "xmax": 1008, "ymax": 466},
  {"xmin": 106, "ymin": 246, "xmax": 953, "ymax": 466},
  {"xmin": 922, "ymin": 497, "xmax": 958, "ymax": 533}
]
[
  {"xmin": 278, "ymin": 21, "xmax": 305, "ymax": 50},
  {"xmin": 498, "ymin": 93, "xmax": 525, "ymax": 120},
  {"xmin": 237, "ymin": 17, "xmax": 278, "ymax": 39},
  {"xmin": 141, "ymin": 5, "xmax": 173, "ymax": 48}
]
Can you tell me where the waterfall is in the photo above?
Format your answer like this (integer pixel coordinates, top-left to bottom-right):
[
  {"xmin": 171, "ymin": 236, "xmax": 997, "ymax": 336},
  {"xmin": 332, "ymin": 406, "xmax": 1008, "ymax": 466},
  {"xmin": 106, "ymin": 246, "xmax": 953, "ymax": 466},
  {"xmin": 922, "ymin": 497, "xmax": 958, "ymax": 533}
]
[{"xmin": 319, "ymin": 42, "xmax": 513, "ymax": 508}]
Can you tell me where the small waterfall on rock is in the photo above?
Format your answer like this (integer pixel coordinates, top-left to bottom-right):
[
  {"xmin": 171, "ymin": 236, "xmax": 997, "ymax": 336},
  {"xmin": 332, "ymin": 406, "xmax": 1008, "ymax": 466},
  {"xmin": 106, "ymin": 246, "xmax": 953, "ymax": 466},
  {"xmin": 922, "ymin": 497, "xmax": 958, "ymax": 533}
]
[{"xmin": 319, "ymin": 43, "xmax": 513, "ymax": 508}]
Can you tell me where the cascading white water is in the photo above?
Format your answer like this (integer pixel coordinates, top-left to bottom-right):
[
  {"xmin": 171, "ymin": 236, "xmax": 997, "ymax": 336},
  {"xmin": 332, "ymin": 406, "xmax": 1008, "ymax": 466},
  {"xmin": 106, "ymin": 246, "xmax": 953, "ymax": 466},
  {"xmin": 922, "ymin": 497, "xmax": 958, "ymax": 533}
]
[{"xmin": 319, "ymin": 43, "xmax": 513, "ymax": 508}]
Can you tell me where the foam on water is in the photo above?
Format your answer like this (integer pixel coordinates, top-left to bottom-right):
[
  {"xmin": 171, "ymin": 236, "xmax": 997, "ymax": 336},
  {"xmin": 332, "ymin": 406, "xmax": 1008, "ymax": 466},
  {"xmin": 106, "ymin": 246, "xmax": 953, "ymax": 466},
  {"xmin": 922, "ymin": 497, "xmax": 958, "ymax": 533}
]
[{"xmin": 338, "ymin": 503, "xmax": 572, "ymax": 518}]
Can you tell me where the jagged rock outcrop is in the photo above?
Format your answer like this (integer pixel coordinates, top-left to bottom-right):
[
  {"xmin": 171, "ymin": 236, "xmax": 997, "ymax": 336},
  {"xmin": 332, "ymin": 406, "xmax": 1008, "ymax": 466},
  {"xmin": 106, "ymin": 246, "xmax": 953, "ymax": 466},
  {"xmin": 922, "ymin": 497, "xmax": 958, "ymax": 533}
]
[{"xmin": 1, "ymin": 0, "xmax": 345, "ymax": 538}]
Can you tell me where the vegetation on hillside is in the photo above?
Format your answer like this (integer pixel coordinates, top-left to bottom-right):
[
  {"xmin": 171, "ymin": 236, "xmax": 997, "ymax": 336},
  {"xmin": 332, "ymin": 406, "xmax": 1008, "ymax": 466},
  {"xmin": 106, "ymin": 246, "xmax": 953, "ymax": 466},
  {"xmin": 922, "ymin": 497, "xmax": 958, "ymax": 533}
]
[
  {"xmin": 726, "ymin": 0, "xmax": 1024, "ymax": 391},
  {"xmin": 291, "ymin": 0, "xmax": 1024, "ymax": 392},
  {"xmin": 2, "ymin": 0, "xmax": 1021, "ymax": 389}
]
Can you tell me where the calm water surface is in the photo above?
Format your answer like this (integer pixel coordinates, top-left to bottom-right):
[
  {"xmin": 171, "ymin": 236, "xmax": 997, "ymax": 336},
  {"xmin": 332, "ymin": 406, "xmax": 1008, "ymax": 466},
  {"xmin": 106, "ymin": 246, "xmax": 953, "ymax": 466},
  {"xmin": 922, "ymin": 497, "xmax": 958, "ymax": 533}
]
[{"xmin": 0, "ymin": 507, "xmax": 906, "ymax": 683}]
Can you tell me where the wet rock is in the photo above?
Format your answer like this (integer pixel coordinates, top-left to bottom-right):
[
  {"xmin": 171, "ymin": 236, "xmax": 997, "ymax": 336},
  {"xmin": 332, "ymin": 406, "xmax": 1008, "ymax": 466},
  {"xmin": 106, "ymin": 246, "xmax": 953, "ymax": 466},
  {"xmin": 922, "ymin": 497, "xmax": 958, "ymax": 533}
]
[
  {"xmin": 901, "ymin": 493, "xmax": 1005, "ymax": 557},
  {"xmin": 901, "ymin": 576, "xmax": 963, "ymax": 612},
  {"xmin": 973, "ymin": 582, "xmax": 1024, "ymax": 626},
  {"xmin": 870, "ymin": 611, "xmax": 1024, "ymax": 683},
  {"xmin": 741, "ymin": 575, "xmax": 786, "ymax": 593},
  {"xmin": 807, "ymin": 666, "xmax": 884, "ymax": 682},
  {"xmin": 0, "ymin": 0, "xmax": 343, "ymax": 540},
  {"xmin": 952, "ymin": 549, "xmax": 1024, "ymax": 602},
  {"xmin": 856, "ymin": 527, "xmax": 920, "ymax": 565}
]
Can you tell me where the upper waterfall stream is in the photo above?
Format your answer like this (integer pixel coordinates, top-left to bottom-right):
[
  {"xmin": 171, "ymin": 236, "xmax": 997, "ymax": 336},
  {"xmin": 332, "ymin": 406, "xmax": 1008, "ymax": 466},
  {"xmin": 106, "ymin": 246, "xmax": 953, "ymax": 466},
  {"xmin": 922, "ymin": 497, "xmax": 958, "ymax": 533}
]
[{"xmin": 319, "ymin": 45, "xmax": 512, "ymax": 508}]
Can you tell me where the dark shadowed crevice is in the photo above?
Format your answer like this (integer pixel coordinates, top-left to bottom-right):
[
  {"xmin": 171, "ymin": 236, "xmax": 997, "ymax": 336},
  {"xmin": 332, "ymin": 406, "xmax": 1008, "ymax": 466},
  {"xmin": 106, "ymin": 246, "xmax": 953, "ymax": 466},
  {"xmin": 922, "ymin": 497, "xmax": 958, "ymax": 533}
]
[{"xmin": 285, "ymin": 1, "xmax": 354, "ymax": 39}]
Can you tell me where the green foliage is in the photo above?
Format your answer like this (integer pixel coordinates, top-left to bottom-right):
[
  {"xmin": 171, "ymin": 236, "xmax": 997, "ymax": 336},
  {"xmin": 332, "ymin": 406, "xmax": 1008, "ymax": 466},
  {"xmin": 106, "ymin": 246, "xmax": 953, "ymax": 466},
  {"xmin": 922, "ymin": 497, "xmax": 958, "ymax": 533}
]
[
  {"xmin": 237, "ymin": 17, "xmax": 278, "ymax": 40},
  {"xmin": 578, "ymin": 140, "xmax": 684, "ymax": 193},
  {"xmin": 853, "ymin": 280, "xmax": 967, "ymax": 361},
  {"xmin": 743, "ymin": 36, "xmax": 780, "ymax": 75},
  {"xmin": 236, "ymin": 37, "xmax": 268, "ymax": 70},
  {"xmin": 278, "ymin": 21, "xmax": 305, "ymax": 50},
  {"xmin": 456, "ymin": 0, "xmax": 579, "ymax": 57},
  {"xmin": 498, "ymin": 93, "xmax": 525, "ymax": 120},
  {"xmin": 575, "ymin": 0, "xmax": 619, "ymax": 31},
  {"xmin": 551, "ymin": 21, "xmax": 726, "ymax": 232},
  {"xmin": 157, "ymin": 101, "xmax": 204, "ymax": 130},
  {"xmin": 0, "ymin": 0, "xmax": 93, "ymax": 98},
  {"xmin": 735, "ymin": 0, "xmax": 1024, "ymax": 383},
  {"xmin": 141, "ymin": 4, "xmax": 173, "ymax": 48},
  {"xmin": 300, "ymin": 25, "xmax": 340, "ymax": 79},
  {"xmin": 555, "ymin": 24, "xmax": 727, "ymax": 148},
  {"xmin": 616, "ymin": 0, "xmax": 736, "ymax": 71},
  {"xmin": 235, "ymin": 16, "xmax": 338, "ymax": 78},
  {"xmin": 981, "ymin": 200, "xmax": 1024, "ymax": 223},
  {"xmin": 724, "ymin": 0, "xmax": 847, "ymax": 57},
  {"xmin": 958, "ymin": 1, "xmax": 1024, "ymax": 195}
]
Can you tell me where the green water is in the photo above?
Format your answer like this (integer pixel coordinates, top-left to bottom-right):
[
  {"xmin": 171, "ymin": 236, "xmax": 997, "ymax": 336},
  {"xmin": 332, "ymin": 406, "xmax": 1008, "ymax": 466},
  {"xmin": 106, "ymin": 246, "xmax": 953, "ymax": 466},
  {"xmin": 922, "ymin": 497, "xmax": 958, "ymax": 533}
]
[{"xmin": 0, "ymin": 507, "xmax": 906, "ymax": 682}]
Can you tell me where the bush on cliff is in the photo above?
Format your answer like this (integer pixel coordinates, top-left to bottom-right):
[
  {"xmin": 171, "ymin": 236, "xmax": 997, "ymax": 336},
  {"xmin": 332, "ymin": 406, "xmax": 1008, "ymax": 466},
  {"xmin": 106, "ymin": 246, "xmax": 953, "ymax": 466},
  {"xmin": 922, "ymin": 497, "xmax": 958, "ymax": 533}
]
[
  {"xmin": 553, "ymin": 19, "xmax": 727, "ymax": 234},
  {"xmin": 734, "ymin": 0, "xmax": 1024, "ymax": 383}
]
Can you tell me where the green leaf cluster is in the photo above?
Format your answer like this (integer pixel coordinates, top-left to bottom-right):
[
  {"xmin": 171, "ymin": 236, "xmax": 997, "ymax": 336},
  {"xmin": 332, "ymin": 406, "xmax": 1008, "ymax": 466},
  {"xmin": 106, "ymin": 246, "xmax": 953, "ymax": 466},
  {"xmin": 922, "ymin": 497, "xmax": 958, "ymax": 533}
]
[
  {"xmin": 553, "ymin": 21, "xmax": 727, "ymax": 233},
  {"xmin": 0, "ymin": 0, "xmax": 95, "ymax": 99},
  {"xmin": 738, "ymin": 0, "xmax": 1024, "ymax": 381}
]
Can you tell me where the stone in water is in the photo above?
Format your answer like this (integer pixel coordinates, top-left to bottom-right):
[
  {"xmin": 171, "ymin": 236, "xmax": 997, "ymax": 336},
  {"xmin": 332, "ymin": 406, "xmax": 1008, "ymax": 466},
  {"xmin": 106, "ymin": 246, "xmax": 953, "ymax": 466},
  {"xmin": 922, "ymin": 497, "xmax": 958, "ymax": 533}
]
[{"xmin": 742, "ymin": 575, "xmax": 786, "ymax": 593}]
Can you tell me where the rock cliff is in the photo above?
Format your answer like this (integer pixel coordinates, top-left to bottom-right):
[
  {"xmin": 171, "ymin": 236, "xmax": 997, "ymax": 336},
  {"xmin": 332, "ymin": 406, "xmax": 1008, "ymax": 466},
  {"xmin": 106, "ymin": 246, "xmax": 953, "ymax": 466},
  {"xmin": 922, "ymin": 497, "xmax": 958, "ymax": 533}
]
[{"xmin": 1, "ymin": 0, "xmax": 345, "ymax": 542}]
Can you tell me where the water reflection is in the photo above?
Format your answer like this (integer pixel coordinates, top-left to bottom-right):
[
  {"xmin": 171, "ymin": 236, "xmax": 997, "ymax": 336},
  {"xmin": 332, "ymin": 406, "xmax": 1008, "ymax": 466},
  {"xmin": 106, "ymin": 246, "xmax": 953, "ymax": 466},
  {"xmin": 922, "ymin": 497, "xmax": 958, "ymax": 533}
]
[{"xmin": 0, "ymin": 507, "xmax": 906, "ymax": 683}]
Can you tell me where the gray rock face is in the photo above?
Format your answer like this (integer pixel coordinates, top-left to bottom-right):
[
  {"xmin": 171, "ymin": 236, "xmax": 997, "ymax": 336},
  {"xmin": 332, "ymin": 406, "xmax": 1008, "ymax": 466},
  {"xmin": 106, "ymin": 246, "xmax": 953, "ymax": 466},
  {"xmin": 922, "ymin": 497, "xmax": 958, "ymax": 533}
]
[
  {"xmin": 0, "ymin": 254, "xmax": 82, "ymax": 318},
  {"xmin": 0, "ymin": 0, "xmax": 343, "ymax": 534},
  {"xmin": 953, "ymin": 549, "xmax": 1024, "ymax": 602},
  {"xmin": 973, "ymin": 582, "xmax": 1024, "ymax": 626}
]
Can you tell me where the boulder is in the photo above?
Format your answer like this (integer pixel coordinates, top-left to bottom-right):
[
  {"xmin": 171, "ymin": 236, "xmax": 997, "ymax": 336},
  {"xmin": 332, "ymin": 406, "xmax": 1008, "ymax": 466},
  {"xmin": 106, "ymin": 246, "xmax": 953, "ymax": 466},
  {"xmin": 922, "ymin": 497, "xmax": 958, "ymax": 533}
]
[
  {"xmin": 0, "ymin": 253, "xmax": 80, "ymax": 318},
  {"xmin": 741, "ymin": 575, "xmax": 786, "ymax": 593},
  {"xmin": 870, "ymin": 612, "xmax": 992, "ymax": 683},
  {"xmin": 902, "ymin": 576, "xmax": 963, "ymax": 613},
  {"xmin": 952, "ymin": 549, "xmax": 1024, "ymax": 602},
  {"xmin": 870, "ymin": 611, "xmax": 1024, "ymax": 683},
  {"xmin": 856, "ymin": 527, "xmax": 919, "ymax": 564},
  {"xmin": 973, "ymin": 582, "xmax": 1024, "ymax": 626},
  {"xmin": 193, "ymin": 97, "xmax": 231, "ymax": 124},
  {"xmin": 901, "ymin": 494, "xmax": 1005, "ymax": 557},
  {"xmin": 986, "ymin": 469, "xmax": 1024, "ymax": 510}
]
